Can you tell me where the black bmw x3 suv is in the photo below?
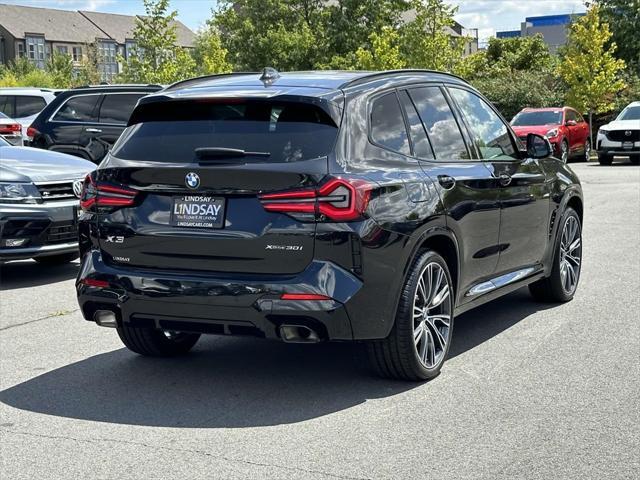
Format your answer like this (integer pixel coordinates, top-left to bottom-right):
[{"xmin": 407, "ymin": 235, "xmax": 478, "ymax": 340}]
[{"xmin": 76, "ymin": 69, "xmax": 583, "ymax": 381}]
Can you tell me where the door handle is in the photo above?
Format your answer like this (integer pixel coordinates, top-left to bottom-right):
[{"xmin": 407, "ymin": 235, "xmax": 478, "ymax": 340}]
[
  {"xmin": 437, "ymin": 175, "xmax": 456, "ymax": 190},
  {"xmin": 497, "ymin": 173, "xmax": 512, "ymax": 187},
  {"xmin": 86, "ymin": 128, "xmax": 102, "ymax": 133}
]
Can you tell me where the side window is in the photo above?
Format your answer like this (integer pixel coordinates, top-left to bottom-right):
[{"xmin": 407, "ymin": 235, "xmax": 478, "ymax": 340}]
[
  {"xmin": 408, "ymin": 86, "xmax": 469, "ymax": 160},
  {"xmin": 0, "ymin": 96, "xmax": 16, "ymax": 117},
  {"xmin": 576, "ymin": 112, "xmax": 585, "ymax": 123},
  {"xmin": 449, "ymin": 88, "xmax": 518, "ymax": 160},
  {"xmin": 15, "ymin": 96, "xmax": 46, "ymax": 117},
  {"xmin": 53, "ymin": 95, "xmax": 100, "ymax": 122},
  {"xmin": 398, "ymin": 90, "xmax": 434, "ymax": 159},
  {"xmin": 370, "ymin": 92, "xmax": 410, "ymax": 155},
  {"xmin": 99, "ymin": 94, "xmax": 145, "ymax": 124}
]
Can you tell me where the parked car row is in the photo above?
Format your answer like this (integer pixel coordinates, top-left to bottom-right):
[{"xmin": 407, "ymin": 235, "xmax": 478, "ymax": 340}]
[{"xmin": 1, "ymin": 85, "xmax": 637, "ymax": 167}]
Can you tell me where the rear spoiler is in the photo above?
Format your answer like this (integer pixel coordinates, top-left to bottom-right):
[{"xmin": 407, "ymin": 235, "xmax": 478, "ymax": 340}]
[{"xmin": 130, "ymin": 89, "xmax": 344, "ymax": 127}]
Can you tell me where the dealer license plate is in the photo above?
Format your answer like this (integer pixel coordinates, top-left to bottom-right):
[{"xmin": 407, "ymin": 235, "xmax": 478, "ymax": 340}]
[{"xmin": 170, "ymin": 195, "xmax": 225, "ymax": 229}]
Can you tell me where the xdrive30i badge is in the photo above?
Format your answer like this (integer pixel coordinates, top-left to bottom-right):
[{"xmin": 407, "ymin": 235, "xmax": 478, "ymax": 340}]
[{"xmin": 185, "ymin": 172, "xmax": 200, "ymax": 189}]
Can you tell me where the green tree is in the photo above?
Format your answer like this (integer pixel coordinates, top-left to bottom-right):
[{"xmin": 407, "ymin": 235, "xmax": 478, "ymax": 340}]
[
  {"xmin": 558, "ymin": 5, "xmax": 626, "ymax": 146},
  {"xmin": 355, "ymin": 27, "xmax": 406, "ymax": 70},
  {"xmin": 457, "ymin": 35, "xmax": 555, "ymax": 80},
  {"xmin": 400, "ymin": 0, "xmax": 466, "ymax": 71},
  {"xmin": 213, "ymin": 0, "xmax": 410, "ymax": 70},
  {"xmin": 74, "ymin": 42, "xmax": 102, "ymax": 86},
  {"xmin": 213, "ymin": 0, "xmax": 322, "ymax": 71},
  {"xmin": 193, "ymin": 27, "xmax": 232, "ymax": 75},
  {"xmin": 596, "ymin": 0, "xmax": 640, "ymax": 73},
  {"xmin": 322, "ymin": 0, "xmax": 408, "ymax": 68},
  {"xmin": 46, "ymin": 51, "xmax": 74, "ymax": 88},
  {"xmin": 119, "ymin": 0, "xmax": 196, "ymax": 84},
  {"xmin": 472, "ymin": 71, "xmax": 565, "ymax": 120}
]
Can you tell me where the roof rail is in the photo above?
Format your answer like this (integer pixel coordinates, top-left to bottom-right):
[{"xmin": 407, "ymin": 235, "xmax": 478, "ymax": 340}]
[
  {"xmin": 71, "ymin": 83, "xmax": 164, "ymax": 89},
  {"xmin": 339, "ymin": 69, "xmax": 468, "ymax": 89},
  {"xmin": 164, "ymin": 72, "xmax": 258, "ymax": 91}
]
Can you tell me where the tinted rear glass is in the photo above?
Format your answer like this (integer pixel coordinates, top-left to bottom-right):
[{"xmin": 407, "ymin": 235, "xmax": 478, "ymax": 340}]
[
  {"xmin": 511, "ymin": 111, "xmax": 562, "ymax": 126},
  {"xmin": 53, "ymin": 94, "xmax": 100, "ymax": 122},
  {"xmin": 112, "ymin": 100, "xmax": 339, "ymax": 163},
  {"xmin": 99, "ymin": 93, "xmax": 145, "ymax": 124},
  {"xmin": 370, "ymin": 92, "xmax": 410, "ymax": 155},
  {"xmin": 15, "ymin": 96, "xmax": 46, "ymax": 117},
  {"xmin": 409, "ymin": 87, "xmax": 469, "ymax": 160},
  {"xmin": 0, "ymin": 96, "xmax": 15, "ymax": 117}
]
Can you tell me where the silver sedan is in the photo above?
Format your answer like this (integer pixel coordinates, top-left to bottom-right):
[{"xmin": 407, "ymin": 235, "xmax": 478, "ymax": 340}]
[{"xmin": 0, "ymin": 137, "xmax": 95, "ymax": 263}]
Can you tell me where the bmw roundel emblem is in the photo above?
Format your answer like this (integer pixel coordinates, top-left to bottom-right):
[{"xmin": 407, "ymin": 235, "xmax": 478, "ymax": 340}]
[{"xmin": 185, "ymin": 172, "xmax": 200, "ymax": 189}]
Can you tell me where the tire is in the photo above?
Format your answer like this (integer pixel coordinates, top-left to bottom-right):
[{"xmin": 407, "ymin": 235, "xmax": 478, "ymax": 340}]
[
  {"xmin": 34, "ymin": 252, "xmax": 79, "ymax": 265},
  {"xmin": 598, "ymin": 153, "xmax": 613, "ymax": 165},
  {"xmin": 367, "ymin": 250, "xmax": 454, "ymax": 381},
  {"xmin": 529, "ymin": 207, "xmax": 582, "ymax": 303},
  {"xmin": 117, "ymin": 323, "xmax": 200, "ymax": 357},
  {"xmin": 560, "ymin": 139, "xmax": 569, "ymax": 163},
  {"xmin": 631, "ymin": 155, "xmax": 640, "ymax": 165}
]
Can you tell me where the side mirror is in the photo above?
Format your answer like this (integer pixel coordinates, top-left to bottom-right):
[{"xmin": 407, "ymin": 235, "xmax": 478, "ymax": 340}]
[
  {"xmin": 565, "ymin": 120, "xmax": 577, "ymax": 127},
  {"xmin": 526, "ymin": 133, "xmax": 552, "ymax": 159}
]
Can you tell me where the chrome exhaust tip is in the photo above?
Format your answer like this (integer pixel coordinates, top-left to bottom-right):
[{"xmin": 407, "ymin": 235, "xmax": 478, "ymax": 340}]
[
  {"xmin": 279, "ymin": 325, "xmax": 321, "ymax": 343},
  {"xmin": 94, "ymin": 310, "xmax": 118, "ymax": 328}
]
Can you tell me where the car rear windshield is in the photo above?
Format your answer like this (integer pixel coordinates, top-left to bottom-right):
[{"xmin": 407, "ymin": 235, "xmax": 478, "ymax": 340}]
[
  {"xmin": 619, "ymin": 106, "xmax": 640, "ymax": 121},
  {"xmin": 111, "ymin": 99, "xmax": 339, "ymax": 163},
  {"xmin": 511, "ymin": 111, "xmax": 562, "ymax": 126}
]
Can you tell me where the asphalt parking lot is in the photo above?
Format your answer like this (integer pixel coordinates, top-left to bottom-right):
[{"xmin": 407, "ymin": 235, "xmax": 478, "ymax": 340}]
[{"xmin": 1, "ymin": 161, "xmax": 638, "ymax": 480}]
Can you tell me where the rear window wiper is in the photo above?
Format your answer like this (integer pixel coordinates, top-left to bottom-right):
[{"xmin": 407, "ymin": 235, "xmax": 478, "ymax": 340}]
[{"xmin": 195, "ymin": 147, "xmax": 271, "ymax": 161}]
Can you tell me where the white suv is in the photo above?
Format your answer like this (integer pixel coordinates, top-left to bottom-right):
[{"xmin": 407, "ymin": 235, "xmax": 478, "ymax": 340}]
[
  {"xmin": 0, "ymin": 88, "xmax": 58, "ymax": 141},
  {"xmin": 596, "ymin": 101, "xmax": 640, "ymax": 165}
]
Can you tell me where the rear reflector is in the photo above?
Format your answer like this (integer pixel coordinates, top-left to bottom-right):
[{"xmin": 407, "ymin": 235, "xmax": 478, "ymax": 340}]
[
  {"xmin": 280, "ymin": 293, "xmax": 332, "ymax": 301},
  {"xmin": 81, "ymin": 278, "xmax": 110, "ymax": 288}
]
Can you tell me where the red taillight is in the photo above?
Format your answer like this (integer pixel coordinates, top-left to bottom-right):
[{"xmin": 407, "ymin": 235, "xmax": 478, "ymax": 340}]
[
  {"xmin": 26, "ymin": 126, "xmax": 38, "ymax": 139},
  {"xmin": 80, "ymin": 278, "xmax": 110, "ymax": 288},
  {"xmin": 0, "ymin": 123, "xmax": 21, "ymax": 134},
  {"xmin": 80, "ymin": 173, "xmax": 138, "ymax": 212},
  {"xmin": 280, "ymin": 293, "xmax": 332, "ymax": 301},
  {"xmin": 259, "ymin": 177, "xmax": 373, "ymax": 222}
]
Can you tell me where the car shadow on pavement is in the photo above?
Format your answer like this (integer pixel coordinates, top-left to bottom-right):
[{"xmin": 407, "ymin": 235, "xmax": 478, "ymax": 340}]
[
  {"xmin": 0, "ymin": 289, "xmax": 554, "ymax": 428},
  {"xmin": 0, "ymin": 260, "xmax": 79, "ymax": 290}
]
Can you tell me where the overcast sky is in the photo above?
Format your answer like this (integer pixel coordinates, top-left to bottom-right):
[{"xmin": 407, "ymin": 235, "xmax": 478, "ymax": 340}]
[{"xmin": 3, "ymin": 0, "xmax": 588, "ymax": 42}]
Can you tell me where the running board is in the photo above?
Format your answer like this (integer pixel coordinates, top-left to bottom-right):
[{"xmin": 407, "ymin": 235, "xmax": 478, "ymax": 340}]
[{"xmin": 466, "ymin": 267, "xmax": 537, "ymax": 297}]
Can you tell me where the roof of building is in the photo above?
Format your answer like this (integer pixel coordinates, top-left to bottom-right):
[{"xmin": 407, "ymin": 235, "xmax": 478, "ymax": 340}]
[
  {"xmin": 79, "ymin": 10, "xmax": 195, "ymax": 47},
  {"xmin": 525, "ymin": 13, "xmax": 586, "ymax": 27},
  {"xmin": 0, "ymin": 3, "xmax": 105, "ymax": 43},
  {"xmin": 0, "ymin": 3, "xmax": 195, "ymax": 47}
]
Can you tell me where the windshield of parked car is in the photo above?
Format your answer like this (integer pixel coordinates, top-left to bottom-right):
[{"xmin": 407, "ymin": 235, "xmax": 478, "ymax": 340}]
[
  {"xmin": 0, "ymin": 112, "xmax": 8, "ymax": 119},
  {"xmin": 112, "ymin": 100, "xmax": 339, "ymax": 163},
  {"xmin": 618, "ymin": 106, "xmax": 640, "ymax": 121},
  {"xmin": 511, "ymin": 111, "xmax": 562, "ymax": 126}
]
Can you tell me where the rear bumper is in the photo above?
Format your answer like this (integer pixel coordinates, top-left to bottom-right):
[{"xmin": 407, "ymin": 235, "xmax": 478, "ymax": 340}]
[{"xmin": 77, "ymin": 250, "xmax": 363, "ymax": 341}]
